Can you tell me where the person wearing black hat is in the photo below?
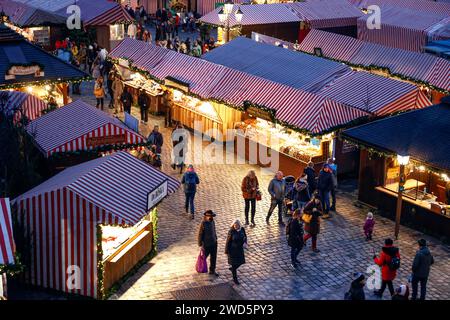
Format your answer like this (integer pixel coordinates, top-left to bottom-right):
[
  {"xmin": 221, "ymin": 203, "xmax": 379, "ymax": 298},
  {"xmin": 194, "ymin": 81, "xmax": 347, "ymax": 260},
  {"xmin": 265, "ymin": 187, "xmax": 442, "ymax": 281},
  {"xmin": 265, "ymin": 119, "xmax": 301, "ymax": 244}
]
[
  {"xmin": 344, "ymin": 272, "xmax": 366, "ymax": 300},
  {"xmin": 198, "ymin": 210, "xmax": 219, "ymax": 276},
  {"xmin": 411, "ymin": 238, "xmax": 434, "ymax": 300}
]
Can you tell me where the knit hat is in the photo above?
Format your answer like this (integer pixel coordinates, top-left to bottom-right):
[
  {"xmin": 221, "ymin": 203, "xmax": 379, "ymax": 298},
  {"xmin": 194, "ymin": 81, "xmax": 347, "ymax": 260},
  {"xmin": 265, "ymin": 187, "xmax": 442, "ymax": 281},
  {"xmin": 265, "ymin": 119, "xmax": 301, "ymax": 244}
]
[
  {"xmin": 396, "ymin": 284, "xmax": 409, "ymax": 296},
  {"xmin": 352, "ymin": 272, "xmax": 365, "ymax": 282},
  {"xmin": 418, "ymin": 238, "xmax": 427, "ymax": 247},
  {"xmin": 204, "ymin": 210, "xmax": 216, "ymax": 217},
  {"xmin": 367, "ymin": 212, "xmax": 373, "ymax": 219}
]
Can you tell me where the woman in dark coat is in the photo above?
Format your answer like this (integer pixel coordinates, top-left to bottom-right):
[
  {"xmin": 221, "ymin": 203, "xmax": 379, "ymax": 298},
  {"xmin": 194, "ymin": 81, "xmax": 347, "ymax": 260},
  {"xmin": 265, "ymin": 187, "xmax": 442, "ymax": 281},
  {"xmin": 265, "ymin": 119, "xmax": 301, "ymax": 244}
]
[
  {"xmin": 241, "ymin": 170, "xmax": 259, "ymax": 226},
  {"xmin": 225, "ymin": 220, "xmax": 247, "ymax": 285},
  {"xmin": 287, "ymin": 209, "xmax": 304, "ymax": 268},
  {"xmin": 302, "ymin": 193, "xmax": 323, "ymax": 253}
]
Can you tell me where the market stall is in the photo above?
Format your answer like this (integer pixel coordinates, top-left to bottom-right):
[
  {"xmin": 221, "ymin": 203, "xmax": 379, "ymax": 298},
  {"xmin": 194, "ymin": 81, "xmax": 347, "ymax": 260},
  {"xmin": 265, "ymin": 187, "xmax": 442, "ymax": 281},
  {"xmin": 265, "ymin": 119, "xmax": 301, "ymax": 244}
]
[
  {"xmin": 13, "ymin": 151, "xmax": 180, "ymax": 298},
  {"xmin": 0, "ymin": 23, "xmax": 90, "ymax": 104},
  {"xmin": 0, "ymin": 198, "xmax": 15, "ymax": 300},
  {"xmin": 342, "ymin": 97, "xmax": 450, "ymax": 238},
  {"xmin": 26, "ymin": 100, "xmax": 146, "ymax": 168},
  {"xmin": 0, "ymin": 90, "xmax": 48, "ymax": 123}
]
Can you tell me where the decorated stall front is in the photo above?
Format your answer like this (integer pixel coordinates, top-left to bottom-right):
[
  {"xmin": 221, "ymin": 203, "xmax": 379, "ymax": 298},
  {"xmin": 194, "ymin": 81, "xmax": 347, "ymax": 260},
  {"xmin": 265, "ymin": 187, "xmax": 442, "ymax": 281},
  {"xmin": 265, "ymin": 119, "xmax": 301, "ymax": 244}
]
[
  {"xmin": 342, "ymin": 97, "xmax": 450, "ymax": 238},
  {"xmin": 0, "ymin": 198, "xmax": 15, "ymax": 300},
  {"xmin": 12, "ymin": 151, "xmax": 180, "ymax": 298},
  {"xmin": 0, "ymin": 90, "xmax": 48, "ymax": 123},
  {"xmin": 26, "ymin": 100, "xmax": 146, "ymax": 168},
  {"xmin": 0, "ymin": 23, "xmax": 90, "ymax": 105}
]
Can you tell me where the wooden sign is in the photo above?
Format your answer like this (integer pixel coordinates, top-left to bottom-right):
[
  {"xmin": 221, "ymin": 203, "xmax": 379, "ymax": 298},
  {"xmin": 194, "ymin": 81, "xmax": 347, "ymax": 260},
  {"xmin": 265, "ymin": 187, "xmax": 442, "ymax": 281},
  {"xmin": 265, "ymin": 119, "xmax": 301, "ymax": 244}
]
[
  {"xmin": 246, "ymin": 105, "xmax": 275, "ymax": 123},
  {"xmin": 165, "ymin": 76, "xmax": 190, "ymax": 93},
  {"xmin": 147, "ymin": 180, "xmax": 168, "ymax": 211},
  {"xmin": 387, "ymin": 167, "xmax": 399, "ymax": 179},
  {"xmin": 5, "ymin": 64, "xmax": 44, "ymax": 80},
  {"xmin": 86, "ymin": 134, "xmax": 126, "ymax": 148}
]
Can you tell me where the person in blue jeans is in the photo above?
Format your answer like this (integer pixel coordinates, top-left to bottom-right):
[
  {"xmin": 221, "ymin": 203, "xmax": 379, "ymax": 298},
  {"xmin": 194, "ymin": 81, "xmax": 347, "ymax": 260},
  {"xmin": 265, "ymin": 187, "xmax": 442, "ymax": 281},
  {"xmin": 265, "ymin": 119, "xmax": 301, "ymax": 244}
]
[
  {"xmin": 266, "ymin": 171, "xmax": 286, "ymax": 225},
  {"xmin": 181, "ymin": 165, "xmax": 200, "ymax": 219},
  {"xmin": 317, "ymin": 164, "xmax": 334, "ymax": 218}
]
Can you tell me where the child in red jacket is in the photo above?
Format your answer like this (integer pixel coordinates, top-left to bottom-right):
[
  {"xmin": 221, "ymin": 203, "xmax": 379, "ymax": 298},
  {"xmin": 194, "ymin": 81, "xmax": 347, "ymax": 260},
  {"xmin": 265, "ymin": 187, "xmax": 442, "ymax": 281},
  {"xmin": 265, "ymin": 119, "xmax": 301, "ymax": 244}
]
[
  {"xmin": 373, "ymin": 238, "xmax": 401, "ymax": 298},
  {"xmin": 363, "ymin": 212, "xmax": 375, "ymax": 240}
]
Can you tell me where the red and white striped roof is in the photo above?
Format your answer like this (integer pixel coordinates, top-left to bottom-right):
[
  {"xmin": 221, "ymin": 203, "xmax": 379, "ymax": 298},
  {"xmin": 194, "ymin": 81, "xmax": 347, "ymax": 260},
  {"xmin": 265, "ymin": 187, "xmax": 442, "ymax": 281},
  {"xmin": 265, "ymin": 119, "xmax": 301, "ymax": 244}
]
[
  {"xmin": 317, "ymin": 71, "xmax": 431, "ymax": 115},
  {"xmin": 197, "ymin": 0, "xmax": 242, "ymax": 16},
  {"xmin": 0, "ymin": 198, "xmax": 15, "ymax": 265},
  {"xmin": 0, "ymin": 90, "xmax": 48, "ymax": 123},
  {"xmin": 27, "ymin": 100, "xmax": 145, "ymax": 157},
  {"xmin": 349, "ymin": 0, "xmax": 450, "ymax": 15},
  {"xmin": 298, "ymin": 29, "xmax": 450, "ymax": 91},
  {"xmin": 14, "ymin": 151, "xmax": 181, "ymax": 226},
  {"xmin": 84, "ymin": 2, "xmax": 134, "ymax": 26}
]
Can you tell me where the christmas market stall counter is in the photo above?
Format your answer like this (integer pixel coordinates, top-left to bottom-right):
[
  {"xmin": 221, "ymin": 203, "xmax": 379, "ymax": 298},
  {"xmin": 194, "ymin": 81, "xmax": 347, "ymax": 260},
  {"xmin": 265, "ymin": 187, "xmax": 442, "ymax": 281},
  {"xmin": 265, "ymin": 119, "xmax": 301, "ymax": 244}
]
[
  {"xmin": 342, "ymin": 98, "xmax": 450, "ymax": 237},
  {"xmin": 12, "ymin": 151, "xmax": 181, "ymax": 298}
]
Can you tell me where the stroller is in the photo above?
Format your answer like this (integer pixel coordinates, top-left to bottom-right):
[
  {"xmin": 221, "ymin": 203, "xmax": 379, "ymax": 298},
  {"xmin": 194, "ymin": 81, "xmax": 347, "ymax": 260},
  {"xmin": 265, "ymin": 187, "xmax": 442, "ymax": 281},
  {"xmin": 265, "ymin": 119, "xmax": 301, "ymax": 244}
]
[{"xmin": 283, "ymin": 175, "xmax": 296, "ymax": 216}]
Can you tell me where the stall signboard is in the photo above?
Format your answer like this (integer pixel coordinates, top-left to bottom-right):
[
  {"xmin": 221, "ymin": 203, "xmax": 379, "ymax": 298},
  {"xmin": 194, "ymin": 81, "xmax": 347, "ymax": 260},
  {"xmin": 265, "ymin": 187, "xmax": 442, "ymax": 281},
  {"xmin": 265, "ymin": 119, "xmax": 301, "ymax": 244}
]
[
  {"xmin": 5, "ymin": 64, "xmax": 44, "ymax": 80},
  {"xmin": 124, "ymin": 112, "xmax": 139, "ymax": 133},
  {"xmin": 147, "ymin": 180, "xmax": 168, "ymax": 211},
  {"xmin": 165, "ymin": 76, "xmax": 190, "ymax": 93},
  {"xmin": 86, "ymin": 134, "xmax": 126, "ymax": 148},
  {"xmin": 246, "ymin": 105, "xmax": 276, "ymax": 123},
  {"xmin": 387, "ymin": 167, "xmax": 399, "ymax": 180},
  {"xmin": 118, "ymin": 58, "xmax": 130, "ymax": 68}
]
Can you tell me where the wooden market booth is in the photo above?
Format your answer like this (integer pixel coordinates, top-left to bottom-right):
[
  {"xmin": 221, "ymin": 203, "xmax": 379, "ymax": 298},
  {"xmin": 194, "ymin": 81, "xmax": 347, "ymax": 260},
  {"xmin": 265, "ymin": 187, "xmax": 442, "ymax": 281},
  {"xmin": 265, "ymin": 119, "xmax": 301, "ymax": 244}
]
[
  {"xmin": 26, "ymin": 100, "xmax": 146, "ymax": 169},
  {"xmin": 0, "ymin": 198, "xmax": 15, "ymax": 300},
  {"xmin": 0, "ymin": 90, "xmax": 48, "ymax": 123},
  {"xmin": 12, "ymin": 151, "xmax": 180, "ymax": 298},
  {"xmin": 342, "ymin": 97, "xmax": 450, "ymax": 238}
]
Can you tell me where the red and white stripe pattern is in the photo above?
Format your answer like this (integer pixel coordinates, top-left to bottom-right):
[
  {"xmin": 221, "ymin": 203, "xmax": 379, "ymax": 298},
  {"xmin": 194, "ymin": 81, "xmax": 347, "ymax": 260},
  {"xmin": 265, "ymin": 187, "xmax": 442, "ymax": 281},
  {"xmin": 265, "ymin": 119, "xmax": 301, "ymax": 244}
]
[
  {"xmin": 13, "ymin": 151, "xmax": 180, "ymax": 298},
  {"xmin": 197, "ymin": 0, "xmax": 246, "ymax": 16},
  {"xmin": 349, "ymin": 0, "xmax": 450, "ymax": 15},
  {"xmin": 317, "ymin": 71, "xmax": 431, "ymax": 115},
  {"xmin": 0, "ymin": 90, "xmax": 48, "ymax": 123},
  {"xmin": 425, "ymin": 58, "xmax": 450, "ymax": 90},
  {"xmin": 84, "ymin": 3, "xmax": 134, "ymax": 26},
  {"xmin": 27, "ymin": 100, "xmax": 145, "ymax": 157},
  {"xmin": 0, "ymin": 198, "xmax": 15, "ymax": 265},
  {"xmin": 357, "ymin": 6, "xmax": 450, "ymax": 52}
]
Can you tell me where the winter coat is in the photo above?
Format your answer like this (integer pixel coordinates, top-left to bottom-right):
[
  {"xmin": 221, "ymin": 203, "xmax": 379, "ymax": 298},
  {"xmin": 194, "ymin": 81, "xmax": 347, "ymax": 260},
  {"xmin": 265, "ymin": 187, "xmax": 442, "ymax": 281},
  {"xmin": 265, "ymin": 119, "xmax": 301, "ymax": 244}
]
[
  {"xmin": 120, "ymin": 91, "xmax": 133, "ymax": 109},
  {"xmin": 329, "ymin": 163, "xmax": 338, "ymax": 188},
  {"xmin": 303, "ymin": 167, "xmax": 317, "ymax": 191},
  {"xmin": 225, "ymin": 227, "xmax": 247, "ymax": 267},
  {"xmin": 412, "ymin": 246, "xmax": 434, "ymax": 278},
  {"xmin": 268, "ymin": 178, "xmax": 286, "ymax": 200},
  {"xmin": 363, "ymin": 218, "xmax": 375, "ymax": 233},
  {"xmin": 374, "ymin": 245, "xmax": 401, "ymax": 281},
  {"xmin": 303, "ymin": 200, "xmax": 323, "ymax": 235},
  {"xmin": 241, "ymin": 176, "xmax": 259, "ymax": 199},
  {"xmin": 287, "ymin": 218, "xmax": 304, "ymax": 248},
  {"xmin": 112, "ymin": 78, "xmax": 123, "ymax": 101},
  {"xmin": 348, "ymin": 281, "xmax": 366, "ymax": 300},
  {"xmin": 172, "ymin": 128, "xmax": 187, "ymax": 157},
  {"xmin": 317, "ymin": 169, "xmax": 333, "ymax": 192},
  {"xmin": 94, "ymin": 81, "xmax": 105, "ymax": 98},
  {"xmin": 138, "ymin": 93, "xmax": 149, "ymax": 110},
  {"xmin": 181, "ymin": 171, "xmax": 199, "ymax": 194},
  {"xmin": 198, "ymin": 220, "xmax": 217, "ymax": 247},
  {"xmin": 148, "ymin": 131, "xmax": 163, "ymax": 154},
  {"xmin": 294, "ymin": 180, "xmax": 310, "ymax": 202}
]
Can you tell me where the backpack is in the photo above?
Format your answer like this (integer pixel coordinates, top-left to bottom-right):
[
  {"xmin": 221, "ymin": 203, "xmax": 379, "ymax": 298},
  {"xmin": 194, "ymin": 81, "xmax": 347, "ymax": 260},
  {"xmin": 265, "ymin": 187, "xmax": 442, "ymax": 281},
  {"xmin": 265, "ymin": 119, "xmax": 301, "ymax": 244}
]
[
  {"xmin": 184, "ymin": 172, "xmax": 198, "ymax": 192},
  {"xmin": 388, "ymin": 255, "xmax": 401, "ymax": 271}
]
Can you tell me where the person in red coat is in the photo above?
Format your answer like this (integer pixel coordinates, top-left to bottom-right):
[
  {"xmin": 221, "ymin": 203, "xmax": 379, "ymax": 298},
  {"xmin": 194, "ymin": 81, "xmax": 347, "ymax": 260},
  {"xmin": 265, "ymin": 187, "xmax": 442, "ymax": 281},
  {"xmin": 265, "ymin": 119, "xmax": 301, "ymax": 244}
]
[{"xmin": 373, "ymin": 238, "xmax": 400, "ymax": 298}]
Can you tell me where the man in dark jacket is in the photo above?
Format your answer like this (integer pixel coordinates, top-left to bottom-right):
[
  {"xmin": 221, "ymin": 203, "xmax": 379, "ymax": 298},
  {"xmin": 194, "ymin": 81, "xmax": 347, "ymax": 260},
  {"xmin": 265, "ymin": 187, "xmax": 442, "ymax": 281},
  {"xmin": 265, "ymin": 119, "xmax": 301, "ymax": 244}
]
[
  {"xmin": 138, "ymin": 90, "xmax": 149, "ymax": 123},
  {"xmin": 147, "ymin": 125, "xmax": 163, "ymax": 154},
  {"xmin": 198, "ymin": 210, "xmax": 219, "ymax": 276},
  {"xmin": 266, "ymin": 171, "xmax": 286, "ymax": 225},
  {"xmin": 304, "ymin": 161, "xmax": 317, "ymax": 195},
  {"xmin": 345, "ymin": 272, "xmax": 366, "ymax": 300},
  {"xmin": 120, "ymin": 87, "xmax": 133, "ymax": 114},
  {"xmin": 317, "ymin": 164, "xmax": 334, "ymax": 218},
  {"xmin": 411, "ymin": 239, "xmax": 434, "ymax": 300},
  {"xmin": 327, "ymin": 158, "xmax": 338, "ymax": 211},
  {"xmin": 181, "ymin": 165, "xmax": 200, "ymax": 219},
  {"xmin": 287, "ymin": 210, "xmax": 304, "ymax": 269}
]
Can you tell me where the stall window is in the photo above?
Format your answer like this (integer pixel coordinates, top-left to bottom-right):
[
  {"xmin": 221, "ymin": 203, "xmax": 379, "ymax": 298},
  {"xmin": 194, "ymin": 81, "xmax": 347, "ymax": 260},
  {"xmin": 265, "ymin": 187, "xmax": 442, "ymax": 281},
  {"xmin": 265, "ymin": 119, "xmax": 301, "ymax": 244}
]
[{"xmin": 110, "ymin": 24, "xmax": 125, "ymax": 41}]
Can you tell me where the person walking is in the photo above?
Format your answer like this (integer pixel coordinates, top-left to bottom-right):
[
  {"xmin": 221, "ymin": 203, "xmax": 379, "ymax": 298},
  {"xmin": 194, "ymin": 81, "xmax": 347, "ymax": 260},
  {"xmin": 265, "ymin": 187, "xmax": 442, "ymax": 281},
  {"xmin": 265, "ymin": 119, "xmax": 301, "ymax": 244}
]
[
  {"xmin": 373, "ymin": 238, "xmax": 401, "ymax": 299},
  {"xmin": 327, "ymin": 158, "xmax": 338, "ymax": 211},
  {"xmin": 112, "ymin": 74, "xmax": 124, "ymax": 114},
  {"xmin": 286, "ymin": 209, "xmax": 304, "ymax": 269},
  {"xmin": 181, "ymin": 165, "xmax": 199, "ymax": 219},
  {"xmin": 107, "ymin": 71, "xmax": 115, "ymax": 109},
  {"xmin": 302, "ymin": 194, "xmax": 323, "ymax": 253},
  {"xmin": 241, "ymin": 170, "xmax": 259, "ymax": 226},
  {"xmin": 147, "ymin": 125, "xmax": 163, "ymax": 154},
  {"xmin": 225, "ymin": 220, "xmax": 247, "ymax": 285},
  {"xmin": 94, "ymin": 77, "xmax": 105, "ymax": 110},
  {"xmin": 266, "ymin": 171, "xmax": 286, "ymax": 225},
  {"xmin": 345, "ymin": 272, "xmax": 366, "ymax": 300},
  {"xmin": 317, "ymin": 163, "xmax": 334, "ymax": 218},
  {"xmin": 304, "ymin": 161, "xmax": 317, "ymax": 196},
  {"xmin": 198, "ymin": 210, "xmax": 219, "ymax": 276},
  {"xmin": 363, "ymin": 212, "xmax": 375, "ymax": 241},
  {"xmin": 293, "ymin": 173, "xmax": 310, "ymax": 212},
  {"xmin": 138, "ymin": 90, "xmax": 149, "ymax": 123},
  {"xmin": 171, "ymin": 123, "xmax": 188, "ymax": 173},
  {"xmin": 120, "ymin": 87, "xmax": 133, "ymax": 114},
  {"xmin": 411, "ymin": 238, "xmax": 434, "ymax": 300}
]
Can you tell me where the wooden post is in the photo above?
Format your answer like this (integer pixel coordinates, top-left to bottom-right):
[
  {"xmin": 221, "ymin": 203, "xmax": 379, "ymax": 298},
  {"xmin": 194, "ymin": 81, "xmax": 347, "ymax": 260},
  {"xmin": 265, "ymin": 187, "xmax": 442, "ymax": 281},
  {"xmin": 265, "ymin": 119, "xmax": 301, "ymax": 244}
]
[
  {"xmin": 394, "ymin": 164, "xmax": 405, "ymax": 239},
  {"xmin": 62, "ymin": 83, "xmax": 69, "ymax": 105}
]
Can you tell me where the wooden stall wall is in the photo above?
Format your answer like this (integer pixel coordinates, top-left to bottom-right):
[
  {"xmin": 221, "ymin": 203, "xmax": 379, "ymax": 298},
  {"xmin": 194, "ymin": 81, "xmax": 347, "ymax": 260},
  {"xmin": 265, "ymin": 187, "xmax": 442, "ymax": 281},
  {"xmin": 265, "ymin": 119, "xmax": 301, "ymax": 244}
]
[
  {"xmin": 334, "ymin": 138, "xmax": 360, "ymax": 178},
  {"xmin": 357, "ymin": 149, "xmax": 385, "ymax": 206},
  {"xmin": 93, "ymin": 26, "xmax": 111, "ymax": 51},
  {"xmin": 240, "ymin": 22, "xmax": 301, "ymax": 43}
]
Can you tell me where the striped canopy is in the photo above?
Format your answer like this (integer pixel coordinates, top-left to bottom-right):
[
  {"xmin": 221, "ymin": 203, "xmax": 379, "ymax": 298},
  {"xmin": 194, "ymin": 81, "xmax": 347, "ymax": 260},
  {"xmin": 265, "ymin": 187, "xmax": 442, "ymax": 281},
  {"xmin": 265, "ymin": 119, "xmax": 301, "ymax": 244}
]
[
  {"xmin": 357, "ymin": 6, "xmax": 450, "ymax": 52},
  {"xmin": 349, "ymin": 0, "xmax": 450, "ymax": 15},
  {"xmin": 0, "ymin": 198, "xmax": 15, "ymax": 265},
  {"xmin": 27, "ymin": 100, "xmax": 145, "ymax": 157},
  {"xmin": 298, "ymin": 29, "xmax": 450, "ymax": 91},
  {"xmin": 0, "ymin": 0, "xmax": 66, "ymax": 27},
  {"xmin": 84, "ymin": 3, "xmax": 134, "ymax": 26},
  {"xmin": 14, "ymin": 151, "xmax": 181, "ymax": 226},
  {"xmin": 0, "ymin": 90, "xmax": 48, "ymax": 123}
]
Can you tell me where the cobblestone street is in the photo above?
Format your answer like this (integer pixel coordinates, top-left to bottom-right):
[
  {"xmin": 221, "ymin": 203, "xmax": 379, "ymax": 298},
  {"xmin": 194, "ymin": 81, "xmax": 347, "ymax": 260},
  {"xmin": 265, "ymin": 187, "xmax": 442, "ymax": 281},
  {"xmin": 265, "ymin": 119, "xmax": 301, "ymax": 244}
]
[{"xmin": 88, "ymin": 102, "xmax": 449, "ymax": 300}]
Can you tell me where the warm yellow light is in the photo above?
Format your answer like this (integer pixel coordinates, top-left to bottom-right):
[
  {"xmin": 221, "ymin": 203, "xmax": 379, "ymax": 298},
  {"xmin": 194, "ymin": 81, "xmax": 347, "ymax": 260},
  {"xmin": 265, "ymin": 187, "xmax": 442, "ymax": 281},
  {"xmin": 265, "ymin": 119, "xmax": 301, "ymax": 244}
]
[
  {"xmin": 45, "ymin": 85, "xmax": 51, "ymax": 91},
  {"xmin": 397, "ymin": 154, "xmax": 410, "ymax": 166},
  {"xmin": 173, "ymin": 89, "xmax": 183, "ymax": 101},
  {"xmin": 442, "ymin": 174, "xmax": 449, "ymax": 182},
  {"xmin": 26, "ymin": 86, "xmax": 33, "ymax": 93},
  {"xmin": 199, "ymin": 102, "xmax": 215, "ymax": 116},
  {"xmin": 419, "ymin": 165, "xmax": 425, "ymax": 172}
]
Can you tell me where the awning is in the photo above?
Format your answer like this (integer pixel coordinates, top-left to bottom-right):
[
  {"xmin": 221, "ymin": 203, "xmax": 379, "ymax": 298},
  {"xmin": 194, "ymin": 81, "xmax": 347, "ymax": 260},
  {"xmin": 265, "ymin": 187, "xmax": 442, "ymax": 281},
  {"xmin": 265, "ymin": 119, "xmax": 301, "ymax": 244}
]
[
  {"xmin": 0, "ymin": 198, "xmax": 15, "ymax": 265},
  {"xmin": 0, "ymin": 90, "xmax": 48, "ymax": 123},
  {"xmin": 84, "ymin": 3, "xmax": 134, "ymax": 26}
]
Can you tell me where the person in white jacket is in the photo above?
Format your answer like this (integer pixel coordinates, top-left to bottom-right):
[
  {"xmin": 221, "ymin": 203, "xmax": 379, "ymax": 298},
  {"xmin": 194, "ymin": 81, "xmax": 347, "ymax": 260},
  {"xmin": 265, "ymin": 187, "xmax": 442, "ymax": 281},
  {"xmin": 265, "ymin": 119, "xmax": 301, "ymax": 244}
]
[{"xmin": 128, "ymin": 22, "xmax": 137, "ymax": 39}]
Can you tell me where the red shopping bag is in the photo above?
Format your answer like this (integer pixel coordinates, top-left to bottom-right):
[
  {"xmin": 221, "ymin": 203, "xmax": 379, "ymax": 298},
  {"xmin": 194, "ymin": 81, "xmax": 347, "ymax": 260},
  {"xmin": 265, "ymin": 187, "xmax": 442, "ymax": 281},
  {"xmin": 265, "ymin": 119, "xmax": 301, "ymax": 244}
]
[{"xmin": 195, "ymin": 248, "xmax": 208, "ymax": 273}]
